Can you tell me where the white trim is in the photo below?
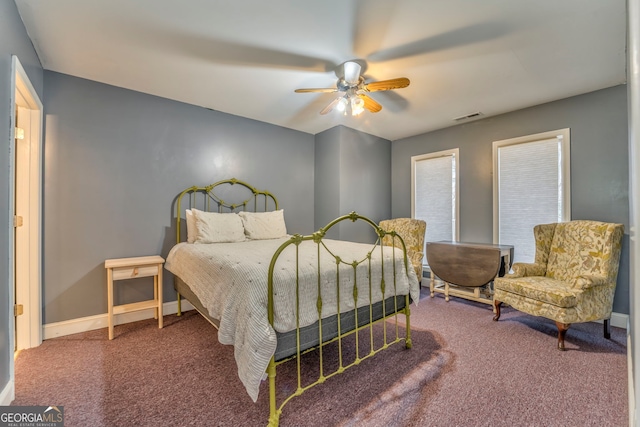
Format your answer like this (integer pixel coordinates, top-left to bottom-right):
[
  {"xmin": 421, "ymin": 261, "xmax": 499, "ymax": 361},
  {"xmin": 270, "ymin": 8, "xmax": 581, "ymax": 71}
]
[
  {"xmin": 7, "ymin": 55, "xmax": 17, "ymax": 410},
  {"xmin": 608, "ymin": 312, "xmax": 630, "ymax": 330},
  {"xmin": 581, "ymin": 313, "xmax": 628, "ymax": 330},
  {"xmin": 43, "ymin": 298, "xmax": 628, "ymax": 339},
  {"xmin": 0, "ymin": 380, "xmax": 14, "ymax": 406},
  {"xmin": 3, "ymin": 54, "xmax": 43, "ymax": 410},
  {"xmin": 629, "ymin": 319, "xmax": 635, "ymax": 427},
  {"xmin": 43, "ymin": 300, "xmax": 195, "ymax": 340},
  {"xmin": 628, "ymin": 0, "xmax": 640, "ymax": 425},
  {"xmin": 492, "ymin": 128, "xmax": 571, "ymax": 244},
  {"xmin": 590, "ymin": 313, "xmax": 630, "ymax": 330},
  {"xmin": 11, "ymin": 55, "xmax": 43, "ymax": 352},
  {"xmin": 422, "ymin": 270, "xmax": 627, "ymax": 327}
]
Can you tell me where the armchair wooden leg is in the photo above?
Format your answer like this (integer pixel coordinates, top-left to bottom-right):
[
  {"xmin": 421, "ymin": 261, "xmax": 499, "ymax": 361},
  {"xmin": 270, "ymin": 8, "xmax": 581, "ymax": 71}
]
[
  {"xmin": 604, "ymin": 319, "xmax": 611, "ymax": 339},
  {"xmin": 493, "ymin": 300, "xmax": 502, "ymax": 321},
  {"xmin": 555, "ymin": 322, "xmax": 570, "ymax": 350}
]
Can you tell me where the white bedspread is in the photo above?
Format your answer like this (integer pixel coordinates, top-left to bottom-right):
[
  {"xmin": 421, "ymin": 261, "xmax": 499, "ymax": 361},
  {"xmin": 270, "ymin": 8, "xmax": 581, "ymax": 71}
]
[{"xmin": 165, "ymin": 238, "xmax": 420, "ymax": 402}]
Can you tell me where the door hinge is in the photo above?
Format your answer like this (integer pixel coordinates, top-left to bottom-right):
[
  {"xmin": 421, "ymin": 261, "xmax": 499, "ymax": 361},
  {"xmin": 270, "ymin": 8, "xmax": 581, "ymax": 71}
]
[
  {"xmin": 14, "ymin": 304, "xmax": 23, "ymax": 317},
  {"xmin": 14, "ymin": 215, "xmax": 23, "ymax": 227},
  {"xmin": 15, "ymin": 127, "xmax": 24, "ymax": 140}
]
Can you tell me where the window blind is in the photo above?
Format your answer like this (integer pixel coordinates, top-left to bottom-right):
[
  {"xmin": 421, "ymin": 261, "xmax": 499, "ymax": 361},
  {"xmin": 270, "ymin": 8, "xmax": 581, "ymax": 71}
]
[
  {"xmin": 414, "ymin": 153, "xmax": 457, "ymax": 259},
  {"xmin": 496, "ymin": 137, "xmax": 564, "ymax": 263}
]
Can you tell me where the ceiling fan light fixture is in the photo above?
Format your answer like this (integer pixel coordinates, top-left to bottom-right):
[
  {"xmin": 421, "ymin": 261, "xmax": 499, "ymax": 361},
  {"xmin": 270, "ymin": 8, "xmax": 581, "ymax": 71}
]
[
  {"xmin": 294, "ymin": 61, "xmax": 409, "ymax": 116},
  {"xmin": 336, "ymin": 97, "xmax": 348, "ymax": 112},
  {"xmin": 351, "ymin": 97, "xmax": 365, "ymax": 116},
  {"xmin": 343, "ymin": 61, "xmax": 361, "ymax": 85}
]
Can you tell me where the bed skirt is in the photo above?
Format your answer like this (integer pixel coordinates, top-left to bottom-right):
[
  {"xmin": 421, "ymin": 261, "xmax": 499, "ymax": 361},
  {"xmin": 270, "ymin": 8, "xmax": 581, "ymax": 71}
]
[{"xmin": 174, "ymin": 276, "xmax": 408, "ymax": 361}]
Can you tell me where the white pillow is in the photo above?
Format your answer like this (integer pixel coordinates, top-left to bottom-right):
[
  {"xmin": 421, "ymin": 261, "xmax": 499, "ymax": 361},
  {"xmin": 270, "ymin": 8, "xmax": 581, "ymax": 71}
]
[
  {"xmin": 238, "ymin": 210, "xmax": 287, "ymax": 240},
  {"xmin": 192, "ymin": 209, "xmax": 245, "ymax": 243},
  {"xmin": 185, "ymin": 209, "xmax": 197, "ymax": 243}
]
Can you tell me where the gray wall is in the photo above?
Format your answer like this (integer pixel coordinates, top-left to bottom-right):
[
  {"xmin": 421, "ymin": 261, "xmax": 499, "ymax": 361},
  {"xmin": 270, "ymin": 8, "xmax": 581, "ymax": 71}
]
[
  {"xmin": 0, "ymin": 0, "xmax": 43, "ymax": 399},
  {"xmin": 43, "ymin": 71, "xmax": 315, "ymax": 324},
  {"xmin": 392, "ymin": 85, "xmax": 630, "ymax": 314},
  {"xmin": 315, "ymin": 125, "xmax": 391, "ymax": 243},
  {"xmin": 314, "ymin": 126, "xmax": 342, "ymax": 235}
]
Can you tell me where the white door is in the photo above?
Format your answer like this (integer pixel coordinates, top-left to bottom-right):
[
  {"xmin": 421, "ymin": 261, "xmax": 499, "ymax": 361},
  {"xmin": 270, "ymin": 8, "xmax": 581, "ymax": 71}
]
[
  {"xmin": 14, "ymin": 104, "xmax": 32, "ymax": 351},
  {"xmin": 11, "ymin": 56, "xmax": 43, "ymax": 354}
]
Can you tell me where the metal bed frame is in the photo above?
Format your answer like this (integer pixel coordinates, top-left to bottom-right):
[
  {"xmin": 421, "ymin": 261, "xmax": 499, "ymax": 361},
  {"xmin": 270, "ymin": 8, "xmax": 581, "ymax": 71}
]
[{"xmin": 172, "ymin": 178, "xmax": 413, "ymax": 426}]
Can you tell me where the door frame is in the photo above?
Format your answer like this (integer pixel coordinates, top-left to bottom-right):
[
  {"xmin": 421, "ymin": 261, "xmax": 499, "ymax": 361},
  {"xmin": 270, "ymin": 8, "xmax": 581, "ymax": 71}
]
[{"xmin": 9, "ymin": 55, "xmax": 43, "ymax": 361}]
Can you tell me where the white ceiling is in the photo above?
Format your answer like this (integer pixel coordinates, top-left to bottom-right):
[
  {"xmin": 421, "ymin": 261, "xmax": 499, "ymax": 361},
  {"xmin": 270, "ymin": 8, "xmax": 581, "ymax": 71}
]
[{"xmin": 15, "ymin": 0, "xmax": 627, "ymax": 141}]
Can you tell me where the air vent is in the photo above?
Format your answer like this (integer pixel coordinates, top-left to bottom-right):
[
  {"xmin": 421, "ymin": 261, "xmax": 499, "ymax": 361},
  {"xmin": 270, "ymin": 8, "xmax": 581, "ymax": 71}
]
[{"xmin": 453, "ymin": 112, "xmax": 483, "ymax": 122}]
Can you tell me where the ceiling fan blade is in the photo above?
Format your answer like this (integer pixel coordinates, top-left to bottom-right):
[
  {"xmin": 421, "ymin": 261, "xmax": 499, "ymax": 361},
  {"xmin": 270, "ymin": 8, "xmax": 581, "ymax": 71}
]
[
  {"xmin": 294, "ymin": 88, "xmax": 338, "ymax": 93},
  {"xmin": 364, "ymin": 78, "xmax": 410, "ymax": 92},
  {"xmin": 320, "ymin": 97, "xmax": 342, "ymax": 115},
  {"xmin": 366, "ymin": 23, "xmax": 508, "ymax": 63},
  {"xmin": 358, "ymin": 94, "xmax": 382, "ymax": 113},
  {"xmin": 352, "ymin": 0, "xmax": 398, "ymax": 58},
  {"xmin": 344, "ymin": 61, "xmax": 362, "ymax": 85}
]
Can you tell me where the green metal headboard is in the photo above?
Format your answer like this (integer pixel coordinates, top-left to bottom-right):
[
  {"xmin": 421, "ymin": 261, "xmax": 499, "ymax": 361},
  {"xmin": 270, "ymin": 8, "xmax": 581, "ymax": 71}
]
[
  {"xmin": 175, "ymin": 177, "xmax": 279, "ymax": 244},
  {"xmin": 174, "ymin": 178, "xmax": 278, "ymax": 316}
]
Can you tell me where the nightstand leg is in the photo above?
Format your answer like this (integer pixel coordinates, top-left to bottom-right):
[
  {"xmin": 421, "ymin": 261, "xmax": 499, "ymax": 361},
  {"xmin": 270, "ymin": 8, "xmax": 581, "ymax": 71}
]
[
  {"xmin": 153, "ymin": 274, "xmax": 158, "ymax": 320},
  {"xmin": 107, "ymin": 268, "xmax": 114, "ymax": 340},
  {"xmin": 157, "ymin": 268, "xmax": 163, "ymax": 329}
]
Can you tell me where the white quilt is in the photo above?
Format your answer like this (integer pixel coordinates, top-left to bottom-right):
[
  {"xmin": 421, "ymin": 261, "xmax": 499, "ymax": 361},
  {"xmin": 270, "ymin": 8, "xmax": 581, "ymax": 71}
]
[{"xmin": 165, "ymin": 238, "xmax": 420, "ymax": 402}]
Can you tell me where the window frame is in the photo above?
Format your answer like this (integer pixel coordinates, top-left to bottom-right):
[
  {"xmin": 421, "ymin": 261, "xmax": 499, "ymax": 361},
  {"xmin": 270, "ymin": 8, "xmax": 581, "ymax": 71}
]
[
  {"xmin": 411, "ymin": 148, "xmax": 460, "ymax": 265},
  {"xmin": 492, "ymin": 128, "xmax": 571, "ymax": 247}
]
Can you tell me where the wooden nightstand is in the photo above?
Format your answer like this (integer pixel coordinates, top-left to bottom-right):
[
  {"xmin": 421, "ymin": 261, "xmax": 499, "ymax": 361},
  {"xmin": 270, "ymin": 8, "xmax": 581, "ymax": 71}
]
[{"xmin": 105, "ymin": 255, "xmax": 165, "ymax": 340}]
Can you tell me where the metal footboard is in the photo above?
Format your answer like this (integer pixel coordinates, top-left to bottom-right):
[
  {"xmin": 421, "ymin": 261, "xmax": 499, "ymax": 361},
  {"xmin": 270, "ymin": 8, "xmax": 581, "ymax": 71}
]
[{"xmin": 266, "ymin": 212, "xmax": 413, "ymax": 427}]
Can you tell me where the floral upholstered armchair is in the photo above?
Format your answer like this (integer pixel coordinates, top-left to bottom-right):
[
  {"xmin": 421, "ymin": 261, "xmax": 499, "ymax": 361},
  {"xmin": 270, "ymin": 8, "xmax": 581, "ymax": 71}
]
[
  {"xmin": 379, "ymin": 218, "xmax": 427, "ymax": 284},
  {"xmin": 493, "ymin": 220, "xmax": 624, "ymax": 350}
]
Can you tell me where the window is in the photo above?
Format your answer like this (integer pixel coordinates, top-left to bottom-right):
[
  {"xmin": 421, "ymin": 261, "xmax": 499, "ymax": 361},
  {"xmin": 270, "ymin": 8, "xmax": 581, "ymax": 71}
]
[
  {"xmin": 412, "ymin": 149, "xmax": 459, "ymax": 265},
  {"xmin": 493, "ymin": 129, "xmax": 571, "ymax": 264}
]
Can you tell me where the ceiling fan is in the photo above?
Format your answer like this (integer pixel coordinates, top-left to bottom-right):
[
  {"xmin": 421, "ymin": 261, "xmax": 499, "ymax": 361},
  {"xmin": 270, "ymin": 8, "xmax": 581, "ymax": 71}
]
[{"xmin": 294, "ymin": 61, "xmax": 410, "ymax": 116}]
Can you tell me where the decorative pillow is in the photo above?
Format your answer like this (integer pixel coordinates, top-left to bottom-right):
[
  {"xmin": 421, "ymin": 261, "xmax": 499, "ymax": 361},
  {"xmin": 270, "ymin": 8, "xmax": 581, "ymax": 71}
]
[
  {"xmin": 238, "ymin": 210, "xmax": 287, "ymax": 240},
  {"xmin": 192, "ymin": 209, "xmax": 245, "ymax": 243},
  {"xmin": 185, "ymin": 209, "xmax": 197, "ymax": 243}
]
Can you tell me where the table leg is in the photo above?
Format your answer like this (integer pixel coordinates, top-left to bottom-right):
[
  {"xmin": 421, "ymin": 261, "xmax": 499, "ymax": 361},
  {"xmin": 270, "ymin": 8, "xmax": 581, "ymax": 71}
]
[{"xmin": 430, "ymin": 273, "xmax": 435, "ymax": 298}]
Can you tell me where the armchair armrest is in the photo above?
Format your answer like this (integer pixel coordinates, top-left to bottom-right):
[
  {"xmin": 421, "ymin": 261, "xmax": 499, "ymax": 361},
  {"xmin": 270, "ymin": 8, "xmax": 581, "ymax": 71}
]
[
  {"xmin": 573, "ymin": 275, "xmax": 610, "ymax": 290},
  {"xmin": 509, "ymin": 262, "xmax": 547, "ymax": 278},
  {"xmin": 409, "ymin": 251, "xmax": 424, "ymax": 265}
]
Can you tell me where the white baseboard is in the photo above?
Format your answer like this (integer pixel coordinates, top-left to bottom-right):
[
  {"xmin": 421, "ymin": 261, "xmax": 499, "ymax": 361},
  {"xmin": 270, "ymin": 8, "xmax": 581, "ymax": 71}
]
[
  {"xmin": 0, "ymin": 380, "xmax": 14, "ymax": 406},
  {"xmin": 42, "ymin": 299, "xmax": 628, "ymax": 339},
  {"xmin": 612, "ymin": 312, "xmax": 628, "ymax": 329},
  {"xmin": 628, "ymin": 320, "xmax": 635, "ymax": 427},
  {"xmin": 43, "ymin": 299, "xmax": 195, "ymax": 340},
  {"xmin": 598, "ymin": 311, "xmax": 628, "ymax": 330}
]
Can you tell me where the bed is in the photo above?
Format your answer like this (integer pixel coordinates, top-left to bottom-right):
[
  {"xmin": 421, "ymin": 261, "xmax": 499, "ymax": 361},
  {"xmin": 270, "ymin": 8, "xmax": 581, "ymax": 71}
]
[{"xmin": 165, "ymin": 178, "xmax": 420, "ymax": 426}]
